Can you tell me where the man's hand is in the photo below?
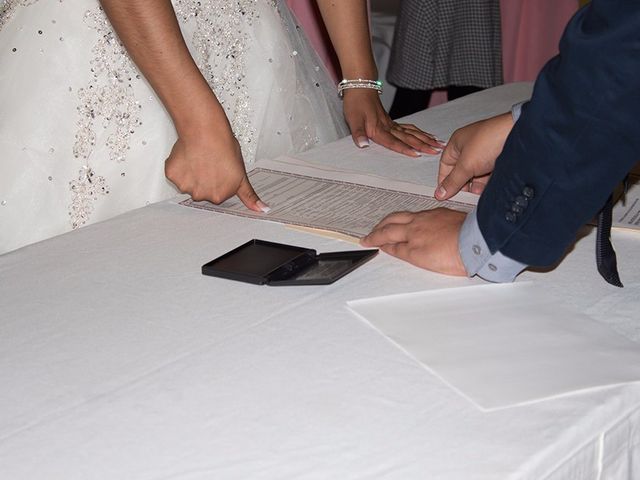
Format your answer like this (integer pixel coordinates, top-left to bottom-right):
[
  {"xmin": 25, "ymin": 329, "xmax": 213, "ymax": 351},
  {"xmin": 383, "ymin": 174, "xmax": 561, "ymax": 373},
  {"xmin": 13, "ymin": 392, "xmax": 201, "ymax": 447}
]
[
  {"xmin": 435, "ymin": 112, "xmax": 514, "ymax": 200},
  {"xmin": 360, "ymin": 208, "xmax": 467, "ymax": 276}
]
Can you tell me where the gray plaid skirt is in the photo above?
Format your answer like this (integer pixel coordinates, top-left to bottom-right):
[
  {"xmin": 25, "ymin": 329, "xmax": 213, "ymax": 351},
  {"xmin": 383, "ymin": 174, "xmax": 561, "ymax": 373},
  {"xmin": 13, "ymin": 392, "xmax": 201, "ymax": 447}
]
[{"xmin": 387, "ymin": 0, "xmax": 502, "ymax": 90}]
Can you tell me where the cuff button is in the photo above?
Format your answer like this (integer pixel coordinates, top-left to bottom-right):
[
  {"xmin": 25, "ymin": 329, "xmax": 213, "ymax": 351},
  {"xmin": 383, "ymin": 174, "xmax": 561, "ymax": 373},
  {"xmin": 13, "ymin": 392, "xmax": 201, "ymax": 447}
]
[
  {"xmin": 522, "ymin": 186, "xmax": 535, "ymax": 199},
  {"xmin": 515, "ymin": 195, "xmax": 528, "ymax": 208}
]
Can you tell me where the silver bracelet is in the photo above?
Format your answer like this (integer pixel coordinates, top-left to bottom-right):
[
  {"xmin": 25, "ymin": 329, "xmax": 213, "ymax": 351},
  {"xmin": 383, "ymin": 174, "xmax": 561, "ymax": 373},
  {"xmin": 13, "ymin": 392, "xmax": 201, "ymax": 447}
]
[{"xmin": 338, "ymin": 78, "xmax": 383, "ymax": 98}]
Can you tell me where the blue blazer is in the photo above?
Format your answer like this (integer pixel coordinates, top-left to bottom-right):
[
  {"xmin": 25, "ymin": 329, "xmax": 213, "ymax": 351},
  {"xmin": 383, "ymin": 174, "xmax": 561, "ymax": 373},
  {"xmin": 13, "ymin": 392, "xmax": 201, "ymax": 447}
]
[{"xmin": 477, "ymin": 0, "xmax": 640, "ymax": 266}]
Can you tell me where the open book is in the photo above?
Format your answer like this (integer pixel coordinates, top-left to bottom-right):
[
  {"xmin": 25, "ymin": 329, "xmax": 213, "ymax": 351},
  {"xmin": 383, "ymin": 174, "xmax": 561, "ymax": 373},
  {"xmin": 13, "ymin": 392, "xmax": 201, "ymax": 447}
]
[{"xmin": 179, "ymin": 157, "xmax": 478, "ymax": 241}]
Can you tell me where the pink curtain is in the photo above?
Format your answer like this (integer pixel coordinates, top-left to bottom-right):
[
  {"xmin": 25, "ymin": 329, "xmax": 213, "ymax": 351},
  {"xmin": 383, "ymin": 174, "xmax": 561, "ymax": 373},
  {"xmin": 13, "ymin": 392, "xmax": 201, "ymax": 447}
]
[{"xmin": 501, "ymin": 0, "xmax": 578, "ymax": 83}]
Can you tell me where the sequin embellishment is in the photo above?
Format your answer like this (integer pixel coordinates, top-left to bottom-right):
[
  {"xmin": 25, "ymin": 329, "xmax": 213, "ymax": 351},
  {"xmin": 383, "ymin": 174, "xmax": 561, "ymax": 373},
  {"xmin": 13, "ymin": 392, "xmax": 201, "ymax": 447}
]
[
  {"xmin": 68, "ymin": 6, "xmax": 142, "ymax": 229},
  {"xmin": 69, "ymin": 167, "xmax": 109, "ymax": 229},
  {"xmin": 0, "ymin": 0, "xmax": 41, "ymax": 31}
]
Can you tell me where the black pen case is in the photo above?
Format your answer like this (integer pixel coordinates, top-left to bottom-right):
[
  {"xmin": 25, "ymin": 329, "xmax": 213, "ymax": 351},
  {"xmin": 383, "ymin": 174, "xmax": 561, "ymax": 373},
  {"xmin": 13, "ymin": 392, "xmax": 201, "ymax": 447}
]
[{"xmin": 201, "ymin": 239, "xmax": 378, "ymax": 286}]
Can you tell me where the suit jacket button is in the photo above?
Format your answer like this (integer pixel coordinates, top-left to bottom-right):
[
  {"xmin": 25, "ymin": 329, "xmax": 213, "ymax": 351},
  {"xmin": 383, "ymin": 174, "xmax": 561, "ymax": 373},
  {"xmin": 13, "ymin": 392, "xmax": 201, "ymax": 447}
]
[
  {"xmin": 505, "ymin": 211, "xmax": 517, "ymax": 223},
  {"xmin": 515, "ymin": 195, "xmax": 528, "ymax": 208},
  {"xmin": 522, "ymin": 186, "xmax": 535, "ymax": 199},
  {"xmin": 511, "ymin": 204, "xmax": 524, "ymax": 214}
]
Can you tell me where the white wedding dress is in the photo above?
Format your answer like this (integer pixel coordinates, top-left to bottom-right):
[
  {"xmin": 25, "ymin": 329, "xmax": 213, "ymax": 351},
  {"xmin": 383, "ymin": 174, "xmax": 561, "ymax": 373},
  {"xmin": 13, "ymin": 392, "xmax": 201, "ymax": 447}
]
[{"xmin": 0, "ymin": 0, "xmax": 348, "ymax": 254}]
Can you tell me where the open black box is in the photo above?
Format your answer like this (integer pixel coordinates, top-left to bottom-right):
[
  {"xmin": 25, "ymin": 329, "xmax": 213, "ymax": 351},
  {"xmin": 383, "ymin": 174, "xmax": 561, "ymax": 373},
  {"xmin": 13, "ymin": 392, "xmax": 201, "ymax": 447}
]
[{"xmin": 202, "ymin": 239, "xmax": 378, "ymax": 286}]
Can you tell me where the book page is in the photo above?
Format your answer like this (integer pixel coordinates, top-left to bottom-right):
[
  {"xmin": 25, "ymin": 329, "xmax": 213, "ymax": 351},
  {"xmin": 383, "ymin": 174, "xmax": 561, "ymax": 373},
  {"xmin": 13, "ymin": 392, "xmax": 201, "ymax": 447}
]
[{"xmin": 179, "ymin": 158, "xmax": 477, "ymax": 239}]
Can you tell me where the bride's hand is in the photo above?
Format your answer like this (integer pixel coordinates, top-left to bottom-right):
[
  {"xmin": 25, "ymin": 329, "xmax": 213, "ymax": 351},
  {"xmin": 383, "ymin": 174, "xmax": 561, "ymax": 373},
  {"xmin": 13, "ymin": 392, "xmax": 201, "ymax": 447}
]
[
  {"xmin": 342, "ymin": 89, "xmax": 445, "ymax": 157},
  {"xmin": 100, "ymin": 0, "xmax": 267, "ymax": 213},
  {"xmin": 164, "ymin": 127, "xmax": 268, "ymax": 213}
]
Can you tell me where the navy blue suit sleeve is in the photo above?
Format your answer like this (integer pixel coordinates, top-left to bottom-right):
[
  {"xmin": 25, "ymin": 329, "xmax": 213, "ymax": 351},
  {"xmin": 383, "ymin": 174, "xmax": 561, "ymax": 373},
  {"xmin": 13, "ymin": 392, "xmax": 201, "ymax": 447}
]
[{"xmin": 477, "ymin": 0, "xmax": 640, "ymax": 266}]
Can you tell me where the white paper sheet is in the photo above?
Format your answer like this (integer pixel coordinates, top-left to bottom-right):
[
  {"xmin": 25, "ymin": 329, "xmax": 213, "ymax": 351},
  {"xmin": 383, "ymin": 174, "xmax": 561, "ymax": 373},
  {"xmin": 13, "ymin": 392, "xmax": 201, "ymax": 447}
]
[
  {"xmin": 179, "ymin": 157, "xmax": 476, "ymax": 239},
  {"xmin": 347, "ymin": 283, "xmax": 640, "ymax": 411},
  {"xmin": 613, "ymin": 174, "xmax": 640, "ymax": 230}
]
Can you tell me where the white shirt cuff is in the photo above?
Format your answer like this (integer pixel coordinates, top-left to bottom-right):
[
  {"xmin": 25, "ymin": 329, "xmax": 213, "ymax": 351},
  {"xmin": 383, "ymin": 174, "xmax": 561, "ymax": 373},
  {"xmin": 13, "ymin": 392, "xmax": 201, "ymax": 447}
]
[{"xmin": 512, "ymin": 101, "xmax": 527, "ymax": 123}]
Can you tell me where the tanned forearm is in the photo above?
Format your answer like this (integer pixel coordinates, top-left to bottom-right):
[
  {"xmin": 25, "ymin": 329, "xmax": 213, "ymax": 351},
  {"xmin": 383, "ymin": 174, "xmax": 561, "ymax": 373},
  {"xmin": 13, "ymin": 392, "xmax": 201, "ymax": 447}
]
[
  {"xmin": 99, "ymin": 0, "xmax": 227, "ymax": 138},
  {"xmin": 315, "ymin": 0, "xmax": 378, "ymax": 79}
]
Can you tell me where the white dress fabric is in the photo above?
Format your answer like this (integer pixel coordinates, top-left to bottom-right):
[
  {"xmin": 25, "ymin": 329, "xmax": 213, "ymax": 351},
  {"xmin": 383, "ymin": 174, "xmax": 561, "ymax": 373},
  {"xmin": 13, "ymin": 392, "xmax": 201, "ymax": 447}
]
[{"xmin": 0, "ymin": 0, "xmax": 348, "ymax": 254}]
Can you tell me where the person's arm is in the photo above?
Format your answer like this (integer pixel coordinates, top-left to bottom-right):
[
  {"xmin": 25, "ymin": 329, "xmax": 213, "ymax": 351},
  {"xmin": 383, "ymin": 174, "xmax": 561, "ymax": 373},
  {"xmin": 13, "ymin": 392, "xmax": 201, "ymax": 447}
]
[
  {"xmin": 434, "ymin": 112, "xmax": 514, "ymax": 200},
  {"xmin": 360, "ymin": 112, "xmax": 515, "ymax": 276},
  {"xmin": 360, "ymin": 111, "xmax": 527, "ymax": 281},
  {"xmin": 476, "ymin": 0, "xmax": 640, "ymax": 267},
  {"xmin": 362, "ymin": 0, "xmax": 640, "ymax": 277},
  {"xmin": 315, "ymin": 0, "xmax": 444, "ymax": 156},
  {"xmin": 99, "ymin": 0, "xmax": 266, "ymax": 212},
  {"xmin": 443, "ymin": 105, "xmax": 529, "ymax": 282}
]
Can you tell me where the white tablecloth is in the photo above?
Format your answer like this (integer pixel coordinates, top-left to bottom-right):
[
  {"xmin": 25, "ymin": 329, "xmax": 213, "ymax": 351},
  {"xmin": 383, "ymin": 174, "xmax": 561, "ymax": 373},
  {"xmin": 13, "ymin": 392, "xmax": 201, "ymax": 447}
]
[{"xmin": 2, "ymin": 83, "xmax": 639, "ymax": 479}]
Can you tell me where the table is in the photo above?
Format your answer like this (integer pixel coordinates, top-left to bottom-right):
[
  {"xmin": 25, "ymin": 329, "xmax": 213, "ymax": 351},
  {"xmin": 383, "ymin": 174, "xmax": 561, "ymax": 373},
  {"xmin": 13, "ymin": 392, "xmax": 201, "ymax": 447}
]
[{"xmin": 1, "ymin": 83, "xmax": 639, "ymax": 479}]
